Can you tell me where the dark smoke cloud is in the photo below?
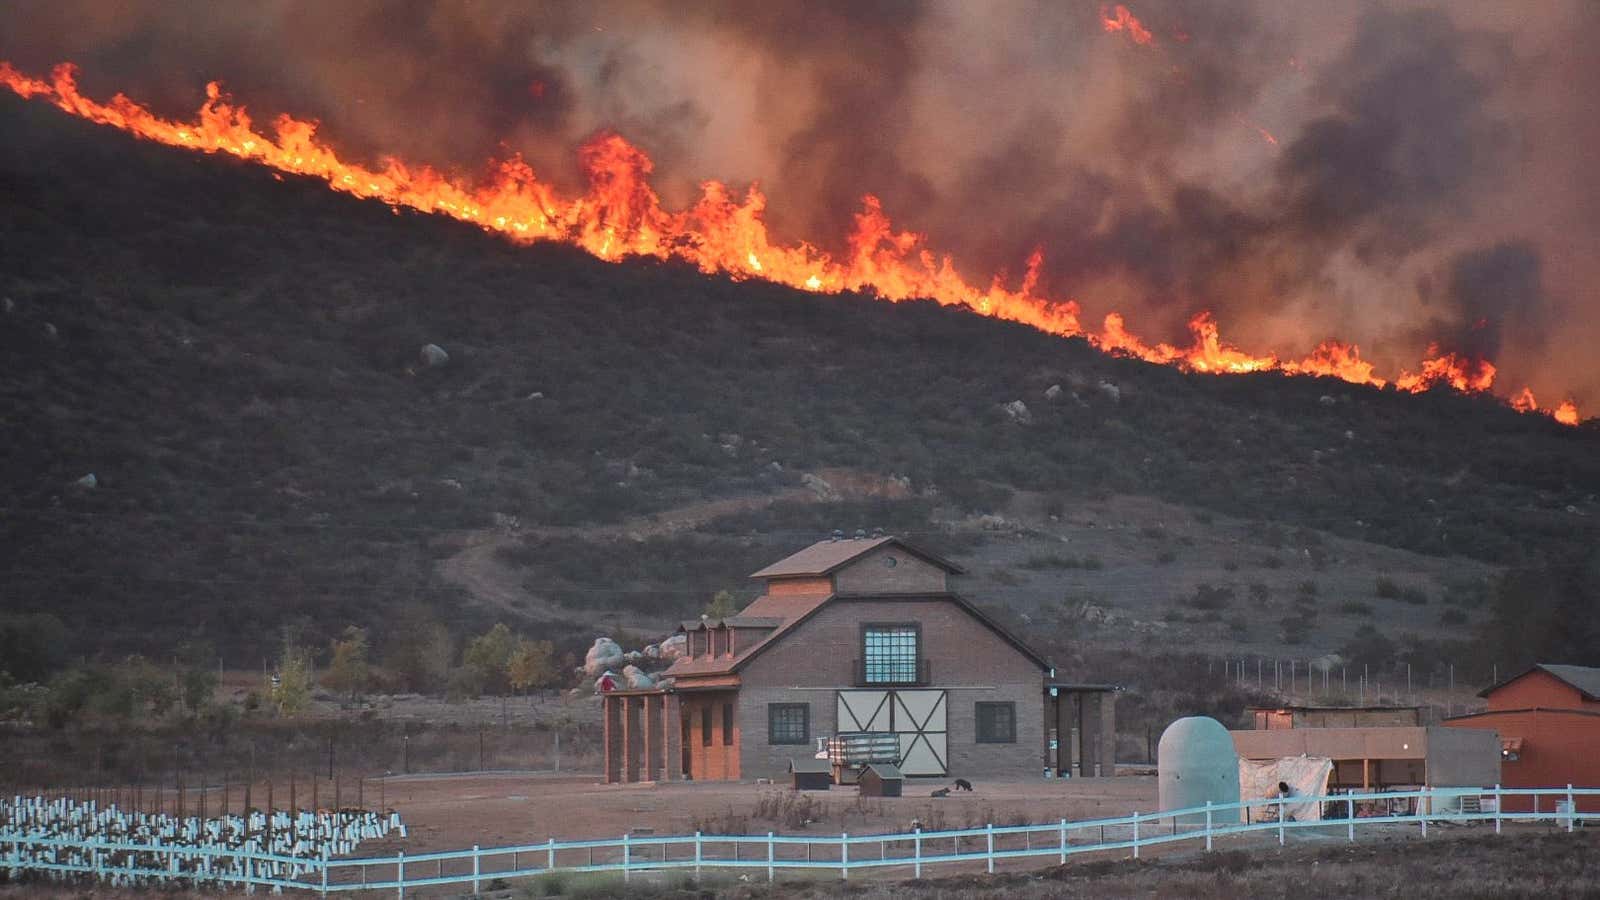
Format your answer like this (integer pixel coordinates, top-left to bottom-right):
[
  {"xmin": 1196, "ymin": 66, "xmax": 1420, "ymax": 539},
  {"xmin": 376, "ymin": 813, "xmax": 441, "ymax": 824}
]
[{"xmin": 0, "ymin": 0, "xmax": 1594, "ymax": 403}]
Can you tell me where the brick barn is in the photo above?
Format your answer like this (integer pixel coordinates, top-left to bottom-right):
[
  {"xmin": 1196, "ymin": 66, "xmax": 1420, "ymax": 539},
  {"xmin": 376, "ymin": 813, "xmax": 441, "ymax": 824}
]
[
  {"xmin": 602, "ymin": 535, "xmax": 1109, "ymax": 784},
  {"xmin": 1444, "ymin": 663, "xmax": 1600, "ymax": 813}
]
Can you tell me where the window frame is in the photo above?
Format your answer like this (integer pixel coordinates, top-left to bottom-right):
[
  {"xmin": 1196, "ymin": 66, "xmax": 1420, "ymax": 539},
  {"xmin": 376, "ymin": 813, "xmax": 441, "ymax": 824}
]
[
  {"xmin": 701, "ymin": 706, "xmax": 712, "ymax": 747},
  {"xmin": 975, "ymin": 701, "xmax": 1017, "ymax": 744},
  {"xmin": 722, "ymin": 703, "xmax": 735, "ymax": 746},
  {"xmin": 767, "ymin": 703, "xmax": 811, "ymax": 745},
  {"xmin": 860, "ymin": 622, "xmax": 923, "ymax": 686}
]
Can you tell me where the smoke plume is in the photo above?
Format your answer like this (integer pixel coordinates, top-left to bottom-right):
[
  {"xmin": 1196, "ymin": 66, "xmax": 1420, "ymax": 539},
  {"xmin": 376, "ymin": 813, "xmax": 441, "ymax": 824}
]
[{"xmin": 1, "ymin": 0, "xmax": 1594, "ymax": 404}]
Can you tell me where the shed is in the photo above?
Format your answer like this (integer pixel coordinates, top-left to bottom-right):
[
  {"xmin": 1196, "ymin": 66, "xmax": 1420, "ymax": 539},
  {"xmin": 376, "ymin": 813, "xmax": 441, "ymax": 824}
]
[
  {"xmin": 789, "ymin": 758, "xmax": 833, "ymax": 791},
  {"xmin": 858, "ymin": 764, "xmax": 903, "ymax": 798}
]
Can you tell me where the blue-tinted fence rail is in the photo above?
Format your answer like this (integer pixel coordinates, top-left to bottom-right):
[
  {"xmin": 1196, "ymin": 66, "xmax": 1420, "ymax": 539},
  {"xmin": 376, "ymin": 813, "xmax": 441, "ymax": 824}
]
[{"xmin": 4, "ymin": 785, "xmax": 1594, "ymax": 895}]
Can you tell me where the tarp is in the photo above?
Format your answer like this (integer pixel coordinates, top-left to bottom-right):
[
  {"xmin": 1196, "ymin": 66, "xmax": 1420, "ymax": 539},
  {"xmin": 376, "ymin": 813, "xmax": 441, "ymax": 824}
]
[{"xmin": 1239, "ymin": 756, "xmax": 1333, "ymax": 822}]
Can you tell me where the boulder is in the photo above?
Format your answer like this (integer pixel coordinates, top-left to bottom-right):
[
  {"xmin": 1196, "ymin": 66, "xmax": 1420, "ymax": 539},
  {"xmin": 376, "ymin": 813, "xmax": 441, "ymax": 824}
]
[
  {"xmin": 419, "ymin": 343, "xmax": 450, "ymax": 368},
  {"xmin": 1044, "ymin": 384, "xmax": 1063, "ymax": 401},
  {"xmin": 1002, "ymin": 400, "xmax": 1032, "ymax": 424},
  {"xmin": 1, "ymin": 297, "xmax": 13, "ymax": 314},
  {"xmin": 801, "ymin": 473, "xmax": 838, "ymax": 501},
  {"xmin": 74, "ymin": 473, "xmax": 98, "ymax": 489},
  {"xmin": 621, "ymin": 665, "xmax": 654, "ymax": 690},
  {"xmin": 1097, "ymin": 381, "xmax": 1121, "ymax": 403},
  {"xmin": 658, "ymin": 634, "xmax": 688, "ymax": 660},
  {"xmin": 583, "ymin": 637, "xmax": 625, "ymax": 677}
]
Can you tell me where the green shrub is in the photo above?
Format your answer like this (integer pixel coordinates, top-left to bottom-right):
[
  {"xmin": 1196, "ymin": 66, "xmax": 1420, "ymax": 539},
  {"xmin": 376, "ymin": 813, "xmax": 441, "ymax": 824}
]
[
  {"xmin": 1375, "ymin": 576, "xmax": 1401, "ymax": 598},
  {"xmin": 1400, "ymin": 586, "xmax": 1430, "ymax": 605},
  {"xmin": 1339, "ymin": 600, "xmax": 1374, "ymax": 616}
]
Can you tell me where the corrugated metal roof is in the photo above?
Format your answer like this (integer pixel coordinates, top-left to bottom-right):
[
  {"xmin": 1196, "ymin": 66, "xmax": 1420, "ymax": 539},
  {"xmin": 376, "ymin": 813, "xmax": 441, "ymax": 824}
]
[
  {"xmin": 1478, "ymin": 663, "xmax": 1600, "ymax": 700},
  {"xmin": 749, "ymin": 536, "xmax": 965, "ymax": 579},
  {"xmin": 1536, "ymin": 664, "xmax": 1600, "ymax": 700}
]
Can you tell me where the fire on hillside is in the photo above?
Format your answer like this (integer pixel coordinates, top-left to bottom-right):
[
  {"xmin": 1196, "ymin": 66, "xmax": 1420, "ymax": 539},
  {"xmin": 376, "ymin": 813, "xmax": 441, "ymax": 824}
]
[{"xmin": 0, "ymin": 58, "xmax": 1581, "ymax": 426}]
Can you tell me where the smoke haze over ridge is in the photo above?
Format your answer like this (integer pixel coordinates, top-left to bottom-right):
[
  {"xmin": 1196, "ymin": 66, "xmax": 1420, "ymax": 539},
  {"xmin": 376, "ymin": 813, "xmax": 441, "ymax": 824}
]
[{"xmin": 2, "ymin": 0, "xmax": 1595, "ymax": 405}]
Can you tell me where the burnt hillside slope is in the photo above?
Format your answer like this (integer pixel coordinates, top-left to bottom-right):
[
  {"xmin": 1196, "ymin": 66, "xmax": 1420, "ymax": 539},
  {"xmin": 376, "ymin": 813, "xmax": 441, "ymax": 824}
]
[{"xmin": 1, "ymin": 94, "xmax": 1596, "ymax": 660}]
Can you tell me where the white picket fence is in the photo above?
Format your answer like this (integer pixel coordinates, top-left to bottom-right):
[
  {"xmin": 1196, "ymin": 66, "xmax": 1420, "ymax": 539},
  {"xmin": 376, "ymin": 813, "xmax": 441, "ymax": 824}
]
[{"xmin": 3, "ymin": 785, "xmax": 1593, "ymax": 894}]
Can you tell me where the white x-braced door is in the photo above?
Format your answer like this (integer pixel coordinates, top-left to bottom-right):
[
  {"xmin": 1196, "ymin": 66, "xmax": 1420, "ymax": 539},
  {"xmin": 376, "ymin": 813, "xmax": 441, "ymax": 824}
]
[{"xmin": 836, "ymin": 689, "xmax": 948, "ymax": 776}]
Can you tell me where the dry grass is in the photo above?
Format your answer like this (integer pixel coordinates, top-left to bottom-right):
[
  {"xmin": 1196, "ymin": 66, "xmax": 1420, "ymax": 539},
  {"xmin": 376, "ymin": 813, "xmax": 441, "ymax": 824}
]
[{"xmin": 717, "ymin": 831, "xmax": 1600, "ymax": 899}]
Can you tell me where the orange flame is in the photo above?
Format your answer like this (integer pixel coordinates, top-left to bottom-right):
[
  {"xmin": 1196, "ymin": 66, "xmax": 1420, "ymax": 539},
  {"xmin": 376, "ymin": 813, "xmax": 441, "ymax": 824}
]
[
  {"xmin": 1100, "ymin": 4, "xmax": 1156, "ymax": 46},
  {"xmin": 1555, "ymin": 401, "xmax": 1581, "ymax": 426},
  {"xmin": 0, "ymin": 61, "xmax": 1581, "ymax": 426}
]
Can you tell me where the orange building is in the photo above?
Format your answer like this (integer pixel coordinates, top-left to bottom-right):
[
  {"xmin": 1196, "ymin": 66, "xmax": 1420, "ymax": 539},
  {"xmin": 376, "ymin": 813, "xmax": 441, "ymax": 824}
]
[{"xmin": 1444, "ymin": 664, "xmax": 1600, "ymax": 813}]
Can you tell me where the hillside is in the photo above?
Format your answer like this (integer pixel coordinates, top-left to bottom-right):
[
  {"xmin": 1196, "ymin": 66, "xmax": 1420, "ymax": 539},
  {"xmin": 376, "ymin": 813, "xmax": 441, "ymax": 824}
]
[{"xmin": 2, "ymin": 93, "xmax": 1597, "ymax": 676}]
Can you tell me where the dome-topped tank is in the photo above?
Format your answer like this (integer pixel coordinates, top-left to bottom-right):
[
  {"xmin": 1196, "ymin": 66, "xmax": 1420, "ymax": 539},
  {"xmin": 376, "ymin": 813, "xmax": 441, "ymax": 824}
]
[{"xmin": 1158, "ymin": 716, "xmax": 1240, "ymax": 823}]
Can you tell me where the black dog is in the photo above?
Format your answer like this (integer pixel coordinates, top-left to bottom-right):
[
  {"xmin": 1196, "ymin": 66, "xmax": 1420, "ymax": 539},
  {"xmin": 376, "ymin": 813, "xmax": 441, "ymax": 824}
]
[
  {"xmin": 953, "ymin": 778, "xmax": 974, "ymax": 791},
  {"xmin": 930, "ymin": 787, "xmax": 951, "ymax": 798}
]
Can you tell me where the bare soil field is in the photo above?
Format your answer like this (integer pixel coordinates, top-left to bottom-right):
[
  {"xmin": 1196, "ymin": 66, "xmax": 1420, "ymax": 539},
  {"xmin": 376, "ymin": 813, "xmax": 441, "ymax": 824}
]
[{"xmin": 360, "ymin": 772, "xmax": 1159, "ymax": 854}]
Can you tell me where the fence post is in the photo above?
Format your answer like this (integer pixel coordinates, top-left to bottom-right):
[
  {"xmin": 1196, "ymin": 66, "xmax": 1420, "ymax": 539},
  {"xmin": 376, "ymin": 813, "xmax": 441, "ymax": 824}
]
[
  {"xmin": 915, "ymin": 826, "xmax": 923, "ymax": 878},
  {"xmin": 1568, "ymin": 785, "xmax": 1576, "ymax": 833},
  {"xmin": 472, "ymin": 845, "xmax": 480, "ymax": 894},
  {"xmin": 320, "ymin": 847, "xmax": 329, "ymax": 897},
  {"xmin": 1494, "ymin": 785, "xmax": 1502, "ymax": 835},
  {"xmin": 1277, "ymin": 798, "xmax": 1285, "ymax": 846},
  {"xmin": 1205, "ymin": 802, "xmax": 1213, "ymax": 852},
  {"xmin": 622, "ymin": 833, "xmax": 630, "ymax": 883},
  {"xmin": 1059, "ymin": 818, "xmax": 1067, "ymax": 864},
  {"xmin": 1132, "ymin": 813, "xmax": 1139, "ymax": 859},
  {"xmin": 986, "ymin": 823, "xmax": 994, "ymax": 873},
  {"xmin": 1419, "ymin": 791, "xmax": 1427, "ymax": 838},
  {"xmin": 841, "ymin": 832, "xmax": 848, "ymax": 881},
  {"xmin": 548, "ymin": 836, "xmax": 555, "ymax": 871},
  {"xmin": 1347, "ymin": 796, "xmax": 1355, "ymax": 842},
  {"xmin": 767, "ymin": 832, "xmax": 774, "ymax": 882},
  {"xmin": 396, "ymin": 851, "xmax": 405, "ymax": 900},
  {"xmin": 694, "ymin": 832, "xmax": 701, "ymax": 878}
]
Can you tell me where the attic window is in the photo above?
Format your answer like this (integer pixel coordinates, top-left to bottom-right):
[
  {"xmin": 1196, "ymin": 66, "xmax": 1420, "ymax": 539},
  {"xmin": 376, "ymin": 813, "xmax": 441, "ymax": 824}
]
[{"xmin": 884, "ymin": 555, "xmax": 898, "ymax": 568}]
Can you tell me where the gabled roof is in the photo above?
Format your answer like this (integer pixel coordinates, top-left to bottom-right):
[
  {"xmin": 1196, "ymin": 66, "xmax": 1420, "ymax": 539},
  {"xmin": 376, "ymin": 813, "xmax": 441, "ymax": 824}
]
[
  {"xmin": 666, "ymin": 590, "xmax": 1051, "ymax": 679},
  {"xmin": 1478, "ymin": 663, "xmax": 1600, "ymax": 700},
  {"xmin": 749, "ymin": 536, "xmax": 966, "ymax": 579}
]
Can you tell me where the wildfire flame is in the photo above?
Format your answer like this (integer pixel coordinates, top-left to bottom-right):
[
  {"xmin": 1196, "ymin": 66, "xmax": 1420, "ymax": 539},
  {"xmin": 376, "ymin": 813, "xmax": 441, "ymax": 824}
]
[
  {"xmin": 1101, "ymin": 4, "xmax": 1156, "ymax": 46},
  {"xmin": 0, "ymin": 61, "xmax": 1581, "ymax": 425}
]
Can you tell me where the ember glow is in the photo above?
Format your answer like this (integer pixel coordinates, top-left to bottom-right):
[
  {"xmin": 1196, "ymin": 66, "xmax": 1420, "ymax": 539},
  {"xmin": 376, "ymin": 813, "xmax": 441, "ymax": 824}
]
[
  {"xmin": 1101, "ymin": 4, "xmax": 1156, "ymax": 47},
  {"xmin": 0, "ymin": 60, "xmax": 1581, "ymax": 425}
]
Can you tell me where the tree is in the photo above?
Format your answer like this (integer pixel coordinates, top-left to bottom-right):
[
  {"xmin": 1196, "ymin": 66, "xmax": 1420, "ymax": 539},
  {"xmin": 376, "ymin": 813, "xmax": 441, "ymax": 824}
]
[
  {"xmin": 176, "ymin": 639, "xmax": 218, "ymax": 714},
  {"xmin": 705, "ymin": 590, "xmax": 739, "ymax": 619},
  {"xmin": 327, "ymin": 626, "xmax": 371, "ymax": 703},
  {"xmin": 382, "ymin": 604, "xmax": 456, "ymax": 694},
  {"xmin": 507, "ymin": 638, "xmax": 556, "ymax": 697},
  {"xmin": 270, "ymin": 643, "xmax": 313, "ymax": 717},
  {"xmin": 463, "ymin": 623, "xmax": 516, "ymax": 696}
]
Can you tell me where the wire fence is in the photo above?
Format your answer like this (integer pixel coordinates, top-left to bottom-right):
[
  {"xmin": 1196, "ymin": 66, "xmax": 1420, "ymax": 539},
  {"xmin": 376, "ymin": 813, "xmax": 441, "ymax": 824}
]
[{"xmin": 3, "ymin": 785, "xmax": 1594, "ymax": 895}]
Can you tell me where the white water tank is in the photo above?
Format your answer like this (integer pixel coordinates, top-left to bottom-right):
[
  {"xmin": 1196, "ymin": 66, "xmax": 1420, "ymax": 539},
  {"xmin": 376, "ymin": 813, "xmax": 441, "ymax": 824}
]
[{"xmin": 1158, "ymin": 716, "xmax": 1241, "ymax": 823}]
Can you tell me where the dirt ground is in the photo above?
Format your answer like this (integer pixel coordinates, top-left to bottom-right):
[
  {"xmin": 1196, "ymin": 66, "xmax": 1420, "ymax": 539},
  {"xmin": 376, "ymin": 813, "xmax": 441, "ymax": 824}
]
[{"xmin": 360, "ymin": 772, "xmax": 1159, "ymax": 854}]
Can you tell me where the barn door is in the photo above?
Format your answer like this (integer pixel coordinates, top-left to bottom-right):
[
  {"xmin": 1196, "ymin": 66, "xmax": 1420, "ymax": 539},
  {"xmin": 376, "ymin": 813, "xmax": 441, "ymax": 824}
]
[
  {"xmin": 837, "ymin": 690, "xmax": 892, "ymax": 732},
  {"xmin": 891, "ymin": 690, "xmax": 947, "ymax": 776},
  {"xmin": 835, "ymin": 689, "xmax": 947, "ymax": 776}
]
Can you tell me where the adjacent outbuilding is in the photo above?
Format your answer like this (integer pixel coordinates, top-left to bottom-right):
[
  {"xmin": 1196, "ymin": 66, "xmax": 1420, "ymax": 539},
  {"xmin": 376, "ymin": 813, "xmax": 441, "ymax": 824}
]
[{"xmin": 1444, "ymin": 663, "xmax": 1600, "ymax": 813}]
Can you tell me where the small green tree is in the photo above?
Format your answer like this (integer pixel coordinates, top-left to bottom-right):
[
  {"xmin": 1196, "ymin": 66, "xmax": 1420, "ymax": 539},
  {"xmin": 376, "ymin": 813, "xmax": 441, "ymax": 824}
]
[
  {"xmin": 507, "ymin": 638, "xmax": 556, "ymax": 697},
  {"xmin": 176, "ymin": 639, "xmax": 218, "ymax": 715},
  {"xmin": 270, "ymin": 643, "xmax": 313, "ymax": 717},
  {"xmin": 122, "ymin": 656, "xmax": 177, "ymax": 718},
  {"xmin": 327, "ymin": 626, "xmax": 371, "ymax": 703},
  {"xmin": 463, "ymin": 623, "xmax": 516, "ymax": 696},
  {"xmin": 705, "ymin": 590, "xmax": 739, "ymax": 619}
]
